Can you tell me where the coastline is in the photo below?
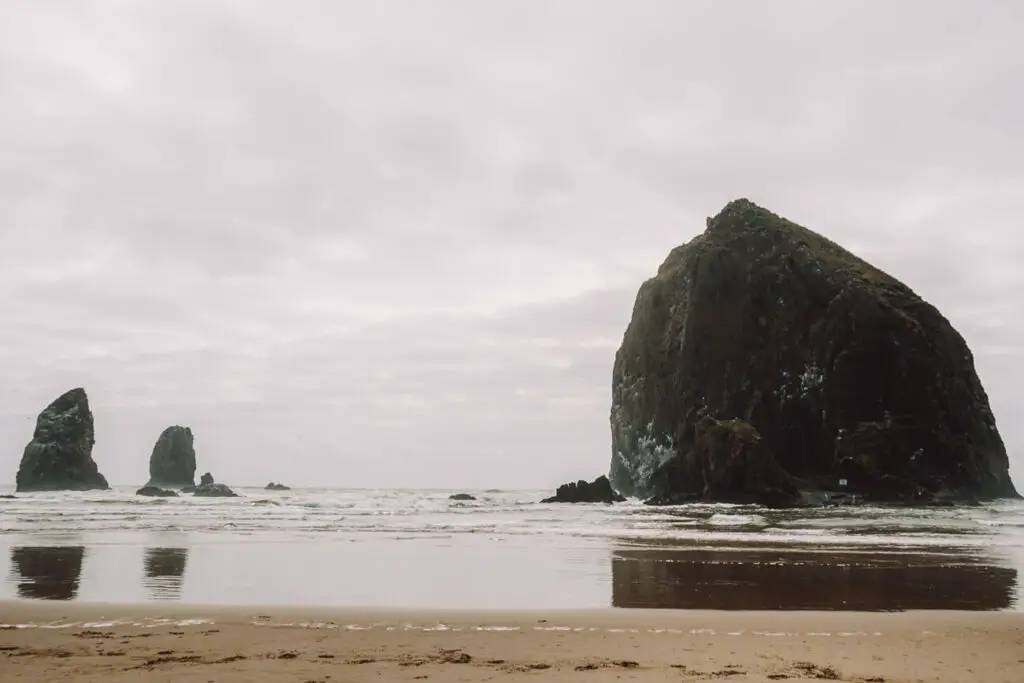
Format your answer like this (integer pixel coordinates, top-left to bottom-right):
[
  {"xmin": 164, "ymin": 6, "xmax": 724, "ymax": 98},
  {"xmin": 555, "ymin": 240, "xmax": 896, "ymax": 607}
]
[{"xmin": 3, "ymin": 602, "xmax": 1023, "ymax": 682}]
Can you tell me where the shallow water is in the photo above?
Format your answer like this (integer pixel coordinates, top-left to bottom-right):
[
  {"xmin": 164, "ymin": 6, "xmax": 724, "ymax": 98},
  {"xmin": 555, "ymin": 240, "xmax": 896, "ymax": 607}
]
[{"xmin": 1, "ymin": 486, "xmax": 1022, "ymax": 610}]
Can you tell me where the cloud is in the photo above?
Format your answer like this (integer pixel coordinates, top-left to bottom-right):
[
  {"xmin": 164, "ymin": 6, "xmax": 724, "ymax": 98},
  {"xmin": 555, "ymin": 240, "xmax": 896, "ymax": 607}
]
[{"xmin": 0, "ymin": 0, "xmax": 1021, "ymax": 487}]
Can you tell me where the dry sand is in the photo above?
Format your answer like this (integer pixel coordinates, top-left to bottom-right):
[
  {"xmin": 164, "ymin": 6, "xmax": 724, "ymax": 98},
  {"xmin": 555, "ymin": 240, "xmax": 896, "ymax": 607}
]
[{"xmin": 1, "ymin": 602, "xmax": 1022, "ymax": 682}]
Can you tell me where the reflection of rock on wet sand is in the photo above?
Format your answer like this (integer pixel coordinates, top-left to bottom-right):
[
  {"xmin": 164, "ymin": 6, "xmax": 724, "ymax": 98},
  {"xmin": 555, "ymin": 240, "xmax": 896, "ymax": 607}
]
[
  {"xmin": 612, "ymin": 548, "xmax": 1018, "ymax": 611},
  {"xmin": 10, "ymin": 546, "xmax": 86, "ymax": 600},
  {"xmin": 143, "ymin": 548, "xmax": 188, "ymax": 600}
]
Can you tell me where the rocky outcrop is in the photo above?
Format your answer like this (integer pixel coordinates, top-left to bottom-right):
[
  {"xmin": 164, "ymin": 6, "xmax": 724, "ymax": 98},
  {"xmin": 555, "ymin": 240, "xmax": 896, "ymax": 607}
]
[
  {"xmin": 136, "ymin": 486, "xmax": 179, "ymax": 497},
  {"xmin": 449, "ymin": 493, "xmax": 476, "ymax": 501},
  {"xmin": 146, "ymin": 426, "xmax": 196, "ymax": 489},
  {"xmin": 192, "ymin": 482, "xmax": 238, "ymax": 497},
  {"xmin": 265, "ymin": 482, "xmax": 290, "ymax": 491},
  {"xmin": 647, "ymin": 417, "xmax": 800, "ymax": 508},
  {"xmin": 610, "ymin": 199, "xmax": 1019, "ymax": 505},
  {"xmin": 183, "ymin": 472, "xmax": 215, "ymax": 493},
  {"xmin": 15, "ymin": 388, "xmax": 109, "ymax": 492},
  {"xmin": 542, "ymin": 475, "xmax": 626, "ymax": 503}
]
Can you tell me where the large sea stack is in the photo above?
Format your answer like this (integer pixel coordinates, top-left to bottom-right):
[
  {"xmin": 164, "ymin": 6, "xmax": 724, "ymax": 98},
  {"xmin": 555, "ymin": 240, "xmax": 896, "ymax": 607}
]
[
  {"xmin": 610, "ymin": 199, "xmax": 1018, "ymax": 505},
  {"xmin": 16, "ymin": 388, "xmax": 109, "ymax": 492},
  {"xmin": 146, "ymin": 426, "xmax": 197, "ymax": 489}
]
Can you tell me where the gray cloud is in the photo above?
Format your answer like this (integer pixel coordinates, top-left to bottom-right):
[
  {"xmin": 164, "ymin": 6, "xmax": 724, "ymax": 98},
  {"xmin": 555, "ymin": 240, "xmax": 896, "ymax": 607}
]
[{"xmin": 1, "ymin": 0, "xmax": 1021, "ymax": 487}]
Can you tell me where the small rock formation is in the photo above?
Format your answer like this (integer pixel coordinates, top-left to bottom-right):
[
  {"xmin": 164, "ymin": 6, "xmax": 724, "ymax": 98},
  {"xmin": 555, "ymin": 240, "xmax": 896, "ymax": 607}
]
[
  {"xmin": 265, "ymin": 482, "xmax": 290, "ymax": 491},
  {"xmin": 182, "ymin": 472, "xmax": 215, "ymax": 493},
  {"xmin": 449, "ymin": 493, "xmax": 476, "ymax": 501},
  {"xmin": 191, "ymin": 482, "xmax": 238, "ymax": 497},
  {"xmin": 15, "ymin": 388, "xmax": 110, "ymax": 492},
  {"xmin": 542, "ymin": 475, "xmax": 626, "ymax": 503},
  {"xmin": 146, "ymin": 426, "xmax": 196, "ymax": 489},
  {"xmin": 610, "ymin": 199, "xmax": 1019, "ymax": 505},
  {"xmin": 136, "ymin": 486, "xmax": 179, "ymax": 497}
]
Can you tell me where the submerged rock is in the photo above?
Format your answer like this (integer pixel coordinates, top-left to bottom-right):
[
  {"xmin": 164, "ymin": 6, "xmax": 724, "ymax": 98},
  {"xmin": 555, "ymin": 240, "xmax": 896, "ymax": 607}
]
[
  {"xmin": 611, "ymin": 199, "xmax": 1019, "ymax": 505},
  {"xmin": 0, "ymin": 494, "xmax": 16, "ymax": 500},
  {"xmin": 449, "ymin": 493, "xmax": 476, "ymax": 501},
  {"xmin": 146, "ymin": 426, "xmax": 196, "ymax": 489},
  {"xmin": 136, "ymin": 486, "xmax": 179, "ymax": 497},
  {"xmin": 15, "ymin": 388, "xmax": 109, "ymax": 492},
  {"xmin": 265, "ymin": 482, "xmax": 290, "ymax": 491},
  {"xmin": 191, "ymin": 482, "xmax": 238, "ymax": 498},
  {"xmin": 542, "ymin": 475, "xmax": 626, "ymax": 503}
]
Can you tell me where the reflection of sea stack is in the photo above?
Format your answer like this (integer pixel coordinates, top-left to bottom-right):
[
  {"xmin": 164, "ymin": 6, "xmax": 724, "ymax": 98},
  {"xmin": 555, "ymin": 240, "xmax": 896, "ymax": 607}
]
[
  {"xmin": 610, "ymin": 548, "xmax": 1017, "ymax": 611},
  {"xmin": 16, "ymin": 388, "xmax": 109, "ymax": 492},
  {"xmin": 10, "ymin": 546, "xmax": 86, "ymax": 600},
  {"xmin": 146, "ymin": 426, "xmax": 197, "ymax": 489},
  {"xmin": 143, "ymin": 547, "xmax": 188, "ymax": 600}
]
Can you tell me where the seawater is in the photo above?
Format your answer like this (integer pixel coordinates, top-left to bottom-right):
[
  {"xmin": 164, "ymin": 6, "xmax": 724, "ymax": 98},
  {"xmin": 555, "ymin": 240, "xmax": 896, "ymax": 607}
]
[{"xmin": 1, "ymin": 486, "xmax": 1022, "ymax": 610}]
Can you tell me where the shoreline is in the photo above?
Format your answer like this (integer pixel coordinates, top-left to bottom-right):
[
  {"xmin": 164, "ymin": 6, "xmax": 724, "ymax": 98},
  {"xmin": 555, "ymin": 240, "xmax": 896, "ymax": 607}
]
[
  {"xmin": 3, "ymin": 602, "xmax": 1023, "ymax": 682},
  {"xmin": 5, "ymin": 599, "xmax": 1024, "ymax": 623}
]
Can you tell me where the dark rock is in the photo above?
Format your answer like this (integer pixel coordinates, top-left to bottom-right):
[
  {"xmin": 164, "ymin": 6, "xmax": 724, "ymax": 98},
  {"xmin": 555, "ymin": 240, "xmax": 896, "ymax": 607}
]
[
  {"xmin": 642, "ymin": 491, "xmax": 701, "ymax": 506},
  {"xmin": 610, "ymin": 199, "xmax": 1018, "ymax": 505},
  {"xmin": 199, "ymin": 472, "xmax": 214, "ymax": 486},
  {"xmin": 542, "ymin": 475, "xmax": 626, "ymax": 503},
  {"xmin": 0, "ymin": 494, "xmax": 16, "ymax": 499},
  {"xmin": 136, "ymin": 486, "xmax": 179, "ymax": 497},
  {"xmin": 145, "ymin": 426, "xmax": 196, "ymax": 489},
  {"xmin": 191, "ymin": 482, "xmax": 238, "ymax": 498},
  {"xmin": 265, "ymin": 482, "xmax": 290, "ymax": 491},
  {"xmin": 15, "ymin": 388, "xmax": 109, "ymax": 492},
  {"xmin": 449, "ymin": 493, "xmax": 476, "ymax": 501},
  {"xmin": 180, "ymin": 485, "xmax": 197, "ymax": 493}
]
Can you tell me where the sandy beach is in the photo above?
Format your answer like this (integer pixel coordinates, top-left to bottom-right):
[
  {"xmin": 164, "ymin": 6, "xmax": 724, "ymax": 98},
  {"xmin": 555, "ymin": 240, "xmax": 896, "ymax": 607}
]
[{"xmin": 2, "ymin": 602, "xmax": 1022, "ymax": 682}]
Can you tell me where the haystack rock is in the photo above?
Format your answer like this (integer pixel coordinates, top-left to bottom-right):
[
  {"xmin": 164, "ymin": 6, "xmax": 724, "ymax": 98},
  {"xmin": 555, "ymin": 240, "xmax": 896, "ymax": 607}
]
[
  {"xmin": 610, "ymin": 199, "xmax": 1018, "ymax": 505},
  {"xmin": 146, "ymin": 426, "xmax": 196, "ymax": 489},
  {"xmin": 15, "ymin": 388, "xmax": 109, "ymax": 492}
]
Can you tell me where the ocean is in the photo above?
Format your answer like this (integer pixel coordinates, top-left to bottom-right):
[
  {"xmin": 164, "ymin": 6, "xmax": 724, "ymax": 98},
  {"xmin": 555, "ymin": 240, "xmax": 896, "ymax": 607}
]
[{"xmin": 2, "ymin": 486, "xmax": 1022, "ymax": 611}]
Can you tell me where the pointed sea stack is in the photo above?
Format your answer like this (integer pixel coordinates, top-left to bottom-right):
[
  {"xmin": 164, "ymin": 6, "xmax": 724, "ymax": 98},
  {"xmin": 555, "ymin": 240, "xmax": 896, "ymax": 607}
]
[
  {"xmin": 16, "ymin": 388, "xmax": 109, "ymax": 492},
  {"xmin": 146, "ymin": 426, "xmax": 197, "ymax": 489},
  {"xmin": 610, "ymin": 199, "xmax": 1018, "ymax": 505}
]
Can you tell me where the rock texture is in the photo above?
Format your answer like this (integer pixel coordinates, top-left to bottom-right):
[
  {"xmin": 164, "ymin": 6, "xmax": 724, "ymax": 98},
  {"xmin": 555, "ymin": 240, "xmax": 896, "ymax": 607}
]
[
  {"xmin": 200, "ymin": 472, "xmax": 214, "ymax": 486},
  {"xmin": 265, "ymin": 482, "xmax": 290, "ymax": 491},
  {"xmin": 15, "ymin": 388, "xmax": 109, "ymax": 492},
  {"xmin": 146, "ymin": 426, "xmax": 196, "ymax": 489},
  {"xmin": 542, "ymin": 475, "xmax": 626, "ymax": 503},
  {"xmin": 610, "ymin": 199, "xmax": 1019, "ymax": 505},
  {"xmin": 449, "ymin": 493, "xmax": 476, "ymax": 501},
  {"xmin": 192, "ymin": 482, "xmax": 238, "ymax": 497},
  {"xmin": 136, "ymin": 486, "xmax": 179, "ymax": 497}
]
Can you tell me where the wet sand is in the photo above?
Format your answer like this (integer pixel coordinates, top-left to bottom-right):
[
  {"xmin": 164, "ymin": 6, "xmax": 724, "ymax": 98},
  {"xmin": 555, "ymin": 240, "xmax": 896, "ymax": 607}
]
[
  {"xmin": 1, "ymin": 602, "xmax": 1022, "ymax": 682},
  {"xmin": 5, "ymin": 541, "xmax": 1019, "ymax": 611}
]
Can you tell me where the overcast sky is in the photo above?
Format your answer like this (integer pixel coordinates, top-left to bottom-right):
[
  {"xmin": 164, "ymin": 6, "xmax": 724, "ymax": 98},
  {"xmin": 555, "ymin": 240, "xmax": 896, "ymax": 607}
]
[{"xmin": 1, "ymin": 0, "xmax": 1021, "ymax": 489}]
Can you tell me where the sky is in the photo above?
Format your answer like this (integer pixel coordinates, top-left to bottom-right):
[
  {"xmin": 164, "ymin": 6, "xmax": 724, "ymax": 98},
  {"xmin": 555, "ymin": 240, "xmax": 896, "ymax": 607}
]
[{"xmin": 0, "ymin": 0, "xmax": 1021, "ymax": 489}]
